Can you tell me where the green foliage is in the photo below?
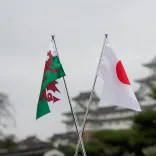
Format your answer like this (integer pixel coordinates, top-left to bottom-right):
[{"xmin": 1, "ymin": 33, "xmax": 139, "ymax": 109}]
[
  {"xmin": 56, "ymin": 82, "xmax": 156, "ymax": 156},
  {"xmin": 59, "ymin": 110, "xmax": 156, "ymax": 156},
  {"xmin": 58, "ymin": 145, "xmax": 75, "ymax": 155},
  {"xmin": 0, "ymin": 135, "xmax": 17, "ymax": 151},
  {"xmin": 148, "ymin": 87, "xmax": 156, "ymax": 100},
  {"xmin": 78, "ymin": 141, "xmax": 105, "ymax": 156},
  {"xmin": 93, "ymin": 129, "xmax": 141, "ymax": 155},
  {"xmin": 133, "ymin": 111, "xmax": 156, "ymax": 144},
  {"xmin": 93, "ymin": 130, "xmax": 131, "ymax": 145}
]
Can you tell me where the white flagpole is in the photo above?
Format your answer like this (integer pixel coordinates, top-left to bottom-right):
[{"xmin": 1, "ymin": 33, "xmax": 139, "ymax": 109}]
[
  {"xmin": 74, "ymin": 34, "xmax": 108, "ymax": 156},
  {"xmin": 52, "ymin": 36, "xmax": 87, "ymax": 156}
]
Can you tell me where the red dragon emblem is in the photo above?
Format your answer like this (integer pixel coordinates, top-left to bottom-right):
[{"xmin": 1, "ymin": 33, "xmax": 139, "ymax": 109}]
[{"xmin": 40, "ymin": 51, "xmax": 60, "ymax": 103}]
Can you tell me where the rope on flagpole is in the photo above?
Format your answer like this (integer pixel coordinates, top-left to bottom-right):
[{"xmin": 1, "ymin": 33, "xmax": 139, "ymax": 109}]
[
  {"xmin": 51, "ymin": 35, "xmax": 87, "ymax": 156},
  {"xmin": 74, "ymin": 34, "xmax": 108, "ymax": 156}
]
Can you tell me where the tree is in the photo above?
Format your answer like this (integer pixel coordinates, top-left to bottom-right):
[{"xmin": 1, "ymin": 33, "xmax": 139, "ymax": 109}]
[
  {"xmin": 127, "ymin": 110, "xmax": 156, "ymax": 156},
  {"xmin": 58, "ymin": 145, "xmax": 75, "ymax": 156},
  {"xmin": 63, "ymin": 114, "xmax": 155, "ymax": 156},
  {"xmin": 0, "ymin": 93, "xmax": 15, "ymax": 138},
  {"xmin": 133, "ymin": 111, "xmax": 156, "ymax": 145},
  {"xmin": 63, "ymin": 85, "xmax": 156, "ymax": 155},
  {"xmin": 88, "ymin": 129, "xmax": 148, "ymax": 156},
  {"xmin": 0, "ymin": 134, "xmax": 17, "ymax": 151},
  {"xmin": 92, "ymin": 130, "xmax": 131, "ymax": 156},
  {"xmin": 148, "ymin": 86, "xmax": 156, "ymax": 100}
]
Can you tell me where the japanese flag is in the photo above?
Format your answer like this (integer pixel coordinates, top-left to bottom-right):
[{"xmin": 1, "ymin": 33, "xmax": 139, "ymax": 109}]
[{"xmin": 97, "ymin": 41, "xmax": 141, "ymax": 111}]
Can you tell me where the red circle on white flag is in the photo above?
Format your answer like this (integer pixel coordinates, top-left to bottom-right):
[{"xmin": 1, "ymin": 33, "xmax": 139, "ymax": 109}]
[{"xmin": 116, "ymin": 60, "xmax": 130, "ymax": 85}]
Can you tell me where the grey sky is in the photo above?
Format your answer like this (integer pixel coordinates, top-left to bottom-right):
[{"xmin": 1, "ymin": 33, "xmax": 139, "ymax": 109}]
[{"xmin": 0, "ymin": 0, "xmax": 156, "ymax": 140}]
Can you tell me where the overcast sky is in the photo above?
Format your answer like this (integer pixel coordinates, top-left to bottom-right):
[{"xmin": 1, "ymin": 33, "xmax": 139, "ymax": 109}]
[{"xmin": 0, "ymin": 0, "xmax": 156, "ymax": 141}]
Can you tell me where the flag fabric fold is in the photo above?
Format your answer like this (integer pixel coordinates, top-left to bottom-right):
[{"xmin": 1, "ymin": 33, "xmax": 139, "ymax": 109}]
[
  {"xmin": 36, "ymin": 40, "xmax": 66, "ymax": 119},
  {"xmin": 97, "ymin": 41, "xmax": 141, "ymax": 111}
]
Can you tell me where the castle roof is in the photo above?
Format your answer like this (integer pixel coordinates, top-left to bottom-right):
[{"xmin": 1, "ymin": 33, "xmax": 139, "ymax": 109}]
[
  {"xmin": 0, "ymin": 142, "xmax": 53, "ymax": 156},
  {"xmin": 49, "ymin": 132, "xmax": 78, "ymax": 144},
  {"xmin": 134, "ymin": 91, "xmax": 145, "ymax": 101},
  {"xmin": 49, "ymin": 132, "xmax": 76, "ymax": 141},
  {"xmin": 143, "ymin": 56, "xmax": 156, "ymax": 68},
  {"xmin": 62, "ymin": 116, "xmax": 134, "ymax": 124},
  {"xmin": 62, "ymin": 106, "xmax": 132, "ymax": 116},
  {"xmin": 17, "ymin": 136, "xmax": 51, "ymax": 149},
  {"xmin": 72, "ymin": 92, "xmax": 99, "ymax": 101},
  {"xmin": 62, "ymin": 103, "xmax": 156, "ymax": 117},
  {"xmin": 135, "ymin": 75, "xmax": 156, "ymax": 84}
]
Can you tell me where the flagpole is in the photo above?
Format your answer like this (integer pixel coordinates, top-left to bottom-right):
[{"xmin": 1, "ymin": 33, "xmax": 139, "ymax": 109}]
[
  {"xmin": 51, "ymin": 35, "xmax": 87, "ymax": 156},
  {"xmin": 74, "ymin": 34, "xmax": 108, "ymax": 156}
]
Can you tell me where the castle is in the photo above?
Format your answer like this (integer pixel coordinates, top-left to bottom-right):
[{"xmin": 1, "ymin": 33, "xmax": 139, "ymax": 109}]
[{"xmin": 51, "ymin": 56, "xmax": 156, "ymax": 147}]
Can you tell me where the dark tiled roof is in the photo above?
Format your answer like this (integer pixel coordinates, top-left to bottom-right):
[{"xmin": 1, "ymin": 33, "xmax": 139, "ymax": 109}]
[
  {"xmin": 50, "ymin": 132, "xmax": 76, "ymax": 141},
  {"xmin": 96, "ymin": 106, "xmax": 135, "ymax": 114},
  {"xmin": 62, "ymin": 111, "xmax": 86, "ymax": 116},
  {"xmin": 0, "ymin": 136, "xmax": 53, "ymax": 156},
  {"xmin": 135, "ymin": 75, "xmax": 156, "ymax": 84},
  {"xmin": 62, "ymin": 103, "xmax": 156, "ymax": 117},
  {"xmin": 76, "ymin": 102, "xmax": 86, "ymax": 110},
  {"xmin": 88, "ymin": 116, "xmax": 133, "ymax": 122},
  {"xmin": 0, "ymin": 146, "xmax": 53, "ymax": 156},
  {"xmin": 63, "ymin": 104, "xmax": 156, "ymax": 124},
  {"xmin": 50, "ymin": 132, "xmax": 78, "ymax": 144},
  {"xmin": 143, "ymin": 63, "xmax": 156, "ymax": 68},
  {"xmin": 62, "ymin": 106, "xmax": 131, "ymax": 116},
  {"xmin": 17, "ymin": 136, "xmax": 52, "ymax": 150},
  {"xmin": 134, "ymin": 91, "xmax": 144, "ymax": 101},
  {"xmin": 142, "ymin": 56, "xmax": 156, "ymax": 68},
  {"xmin": 143, "ymin": 103, "xmax": 156, "ymax": 110},
  {"xmin": 62, "ymin": 116, "xmax": 134, "ymax": 124},
  {"xmin": 72, "ymin": 92, "xmax": 99, "ymax": 101}
]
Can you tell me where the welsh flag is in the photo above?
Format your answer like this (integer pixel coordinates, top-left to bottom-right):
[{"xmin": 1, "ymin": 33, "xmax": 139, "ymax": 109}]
[{"xmin": 36, "ymin": 40, "xmax": 65, "ymax": 119}]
